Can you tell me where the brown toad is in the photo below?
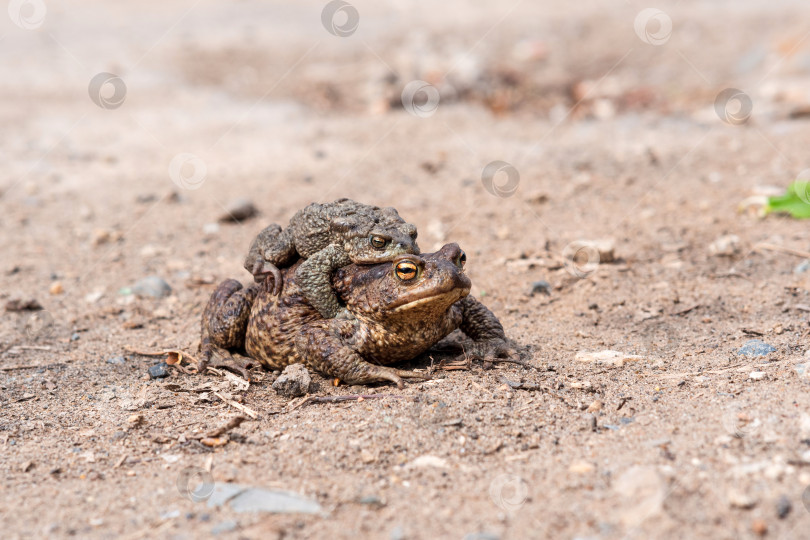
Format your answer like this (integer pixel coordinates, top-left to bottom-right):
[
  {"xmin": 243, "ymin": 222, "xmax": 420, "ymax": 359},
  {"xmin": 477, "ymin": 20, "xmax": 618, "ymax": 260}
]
[
  {"xmin": 202, "ymin": 243, "xmax": 516, "ymax": 386},
  {"xmin": 244, "ymin": 198, "xmax": 419, "ymax": 319}
]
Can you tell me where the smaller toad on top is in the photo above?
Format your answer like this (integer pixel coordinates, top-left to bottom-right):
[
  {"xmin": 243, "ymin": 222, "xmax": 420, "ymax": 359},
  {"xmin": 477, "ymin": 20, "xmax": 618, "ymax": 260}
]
[{"xmin": 244, "ymin": 198, "xmax": 419, "ymax": 319}]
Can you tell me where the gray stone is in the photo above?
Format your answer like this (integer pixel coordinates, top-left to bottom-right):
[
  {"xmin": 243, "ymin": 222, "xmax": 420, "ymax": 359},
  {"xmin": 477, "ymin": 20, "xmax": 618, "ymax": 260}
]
[
  {"xmin": 219, "ymin": 198, "xmax": 258, "ymax": 223},
  {"xmin": 528, "ymin": 280, "xmax": 551, "ymax": 296},
  {"xmin": 272, "ymin": 364, "xmax": 311, "ymax": 397},
  {"xmin": 107, "ymin": 355, "xmax": 126, "ymax": 365},
  {"xmin": 211, "ymin": 520, "xmax": 238, "ymax": 535},
  {"xmin": 206, "ymin": 483, "xmax": 323, "ymax": 515},
  {"xmin": 795, "ymin": 259, "xmax": 810, "ymax": 274},
  {"xmin": 148, "ymin": 362, "xmax": 169, "ymax": 379},
  {"xmin": 737, "ymin": 339, "xmax": 776, "ymax": 357},
  {"xmin": 132, "ymin": 276, "xmax": 172, "ymax": 298}
]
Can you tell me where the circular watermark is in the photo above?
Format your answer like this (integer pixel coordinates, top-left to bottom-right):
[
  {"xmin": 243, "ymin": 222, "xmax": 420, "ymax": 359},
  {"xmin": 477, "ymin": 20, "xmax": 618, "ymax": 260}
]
[
  {"xmin": 634, "ymin": 8, "xmax": 672, "ymax": 46},
  {"xmin": 562, "ymin": 241, "xmax": 600, "ymax": 278},
  {"xmin": 714, "ymin": 88, "xmax": 752, "ymax": 126},
  {"xmin": 321, "ymin": 0, "xmax": 359, "ymax": 37},
  {"xmin": 795, "ymin": 169, "xmax": 810, "ymax": 205},
  {"xmin": 481, "ymin": 160, "xmax": 519, "ymax": 198},
  {"xmin": 489, "ymin": 474, "xmax": 528, "ymax": 514},
  {"xmin": 408, "ymin": 395, "xmax": 452, "ymax": 428},
  {"xmin": 401, "ymin": 80, "xmax": 441, "ymax": 119},
  {"xmin": 19, "ymin": 309, "xmax": 55, "ymax": 341},
  {"xmin": 88, "ymin": 73, "xmax": 127, "ymax": 110},
  {"xmin": 721, "ymin": 406, "xmax": 760, "ymax": 439},
  {"xmin": 168, "ymin": 153, "xmax": 207, "ymax": 190},
  {"xmin": 8, "ymin": 0, "xmax": 46, "ymax": 30},
  {"xmin": 176, "ymin": 467, "xmax": 215, "ymax": 503},
  {"xmin": 641, "ymin": 322, "xmax": 677, "ymax": 356}
]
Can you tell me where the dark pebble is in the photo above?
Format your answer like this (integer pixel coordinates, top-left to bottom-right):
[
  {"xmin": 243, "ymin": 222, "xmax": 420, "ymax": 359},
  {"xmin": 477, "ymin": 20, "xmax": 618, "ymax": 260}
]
[
  {"xmin": 738, "ymin": 339, "xmax": 777, "ymax": 357},
  {"xmin": 528, "ymin": 280, "xmax": 552, "ymax": 296},
  {"xmin": 776, "ymin": 495, "xmax": 792, "ymax": 519},
  {"xmin": 219, "ymin": 198, "xmax": 258, "ymax": 223},
  {"xmin": 148, "ymin": 362, "xmax": 169, "ymax": 379}
]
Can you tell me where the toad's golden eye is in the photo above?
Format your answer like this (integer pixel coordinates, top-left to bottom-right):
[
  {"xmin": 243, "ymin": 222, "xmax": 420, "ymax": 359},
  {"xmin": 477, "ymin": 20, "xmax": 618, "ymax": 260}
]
[
  {"xmin": 395, "ymin": 260, "xmax": 419, "ymax": 281},
  {"xmin": 370, "ymin": 235, "xmax": 389, "ymax": 249}
]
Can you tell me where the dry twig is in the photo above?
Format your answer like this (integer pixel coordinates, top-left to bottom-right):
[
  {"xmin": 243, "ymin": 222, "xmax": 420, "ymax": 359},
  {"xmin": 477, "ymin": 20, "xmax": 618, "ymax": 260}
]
[{"xmin": 212, "ymin": 391, "xmax": 258, "ymax": 418}]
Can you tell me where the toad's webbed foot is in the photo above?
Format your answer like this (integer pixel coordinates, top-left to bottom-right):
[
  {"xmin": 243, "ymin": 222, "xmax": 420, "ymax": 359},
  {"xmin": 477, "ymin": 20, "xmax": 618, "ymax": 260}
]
[
  {"xmin": 460, "ymin": 337, "xmax": 523, "ymax": 362},
  {"xmin": 204, "ymin": 348, "xmax": 257, "ymax": 381}
]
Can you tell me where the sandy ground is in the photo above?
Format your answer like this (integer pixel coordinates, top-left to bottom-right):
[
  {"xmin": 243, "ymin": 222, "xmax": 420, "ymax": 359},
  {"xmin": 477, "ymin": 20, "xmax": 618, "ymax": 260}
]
[{"xmin": 3, "ymin": 1, "xmax": 810, "ymax": 538}]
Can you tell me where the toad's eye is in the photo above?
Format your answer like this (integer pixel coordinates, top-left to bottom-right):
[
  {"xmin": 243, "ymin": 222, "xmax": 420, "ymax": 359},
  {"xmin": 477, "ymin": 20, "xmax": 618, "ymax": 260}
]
[
  {"xmin": 456, "ymin": 251, "xmax": 466, "ymax": 268},
  {"xmin": 370, "ymin": 235, "xmax": 389, "ymax": 249},
  {"xmin": 395, "ymin": 260, "xmax": 419, "ymax": 281}
]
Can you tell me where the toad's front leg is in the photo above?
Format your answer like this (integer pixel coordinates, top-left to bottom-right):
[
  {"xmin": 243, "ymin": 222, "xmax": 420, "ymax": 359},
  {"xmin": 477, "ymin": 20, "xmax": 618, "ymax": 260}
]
[
  {"xmin": 457, "ymin": 295, "xmax": 522, "ymax": 360},
  {"xmin": 198, "ymin": 279, "xmax": 260, "ymax": 379},
  {"xmin": 295, "ymin": 244, "xmax": 352, "ymax": 319},
  {"xmin": 295, "ymin": 321, "xmax": 430, "ymax": 388}
]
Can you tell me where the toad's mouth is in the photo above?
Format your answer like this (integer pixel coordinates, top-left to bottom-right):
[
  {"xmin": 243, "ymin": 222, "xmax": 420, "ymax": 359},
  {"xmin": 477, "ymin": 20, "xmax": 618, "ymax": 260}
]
[{"xmin": 388, "ymin": 285, "xmax": 469, "ymax": 312}]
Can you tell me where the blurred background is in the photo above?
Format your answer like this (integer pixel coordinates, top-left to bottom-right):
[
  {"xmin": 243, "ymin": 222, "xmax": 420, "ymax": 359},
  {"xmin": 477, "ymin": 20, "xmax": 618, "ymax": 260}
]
[{"xmin": 2, "ymin": 0, "xmax": 809, "ymax": 280}]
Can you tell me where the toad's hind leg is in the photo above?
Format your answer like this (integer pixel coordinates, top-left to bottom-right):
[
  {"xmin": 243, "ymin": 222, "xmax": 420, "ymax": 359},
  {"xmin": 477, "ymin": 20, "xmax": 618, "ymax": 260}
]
[
  {"xmin": 296, "ymin": 324, "xmax": 430, "ymax": 388},
  {"xmin": 198, "ymin": 279, "xmax": 260, "ymax": 379}
]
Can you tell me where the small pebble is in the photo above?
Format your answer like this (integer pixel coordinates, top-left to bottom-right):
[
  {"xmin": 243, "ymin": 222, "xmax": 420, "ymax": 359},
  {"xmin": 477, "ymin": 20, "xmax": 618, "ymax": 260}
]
[
  {"xmin": 211, "ymin": 520, "xmax": 238, "ymax": 535},
  {"xmin": 708, "ymin": 234, "xmax": 742, "ymax": 257},
  {"xmin": 586, "ymin": 399, "xmax": 603, "ymax": 413},
  {"xmin": 107, "ymin": 356, "xmax": 126, "ymax": 365},
  {"xmin": 219, "ymin": 198, "xmax": 258, "ymax": 223},
  {"xmin": 132, "ymin": 276, "xmax": 172, "ymax": 299},
  {"xmin": 528, "ymin": 280, "xmax": 551, "ymax": 296},
  {"xmin": 728, "ymin": 490, "xmax": 758, "ymax": 509},
  {"xmin": 569, "ymin": 461, "xmax": 595, "ymax": 474},
  {"xmin": 202, "ymin": 223, "xmax": 220, "ymax": 235},
  {"xmin": 795, "ymin": 259, "xmax": 810, "ymax": 274},
  {"xmin": 751, "ymin": 519, "xmax": 767, "ymax": 536},
  {"xmin": 776, "ymin": 495, "xmax": 791, "ymax": 519},
  {"xmin": 84, "ymin": 291, "xmax": 104, "ymax": 303},
  {"xmin": 70, "ymin": 333, "xmax": 80, "ymax": 341},
  {"xmin": 49, "ymin": 282, "xmax": 63, "ymax": 295},
  {"xmin": 271, "ymin": 364, "xmax": 311, "ymax": 397},
  {"xmin": 749, "ymin": 371, "xmax": 767, "ymax": 381},
  {"xmin": 136, "ymin": 193, "xmax": 158, "ymax": 204},
  {"xmin": 738, "ymin": 340, "xmax": 776, "ymax": 357},
  {"xmin": 148, "ymin": 362, "xmax": 169, "ymax": 379}
]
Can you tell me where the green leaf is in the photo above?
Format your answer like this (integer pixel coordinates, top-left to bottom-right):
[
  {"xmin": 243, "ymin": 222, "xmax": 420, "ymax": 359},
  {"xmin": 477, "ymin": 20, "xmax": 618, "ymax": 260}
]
[{"xmin": 764, "ymin": 181, "xmax": 810, "ymax": 219}]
